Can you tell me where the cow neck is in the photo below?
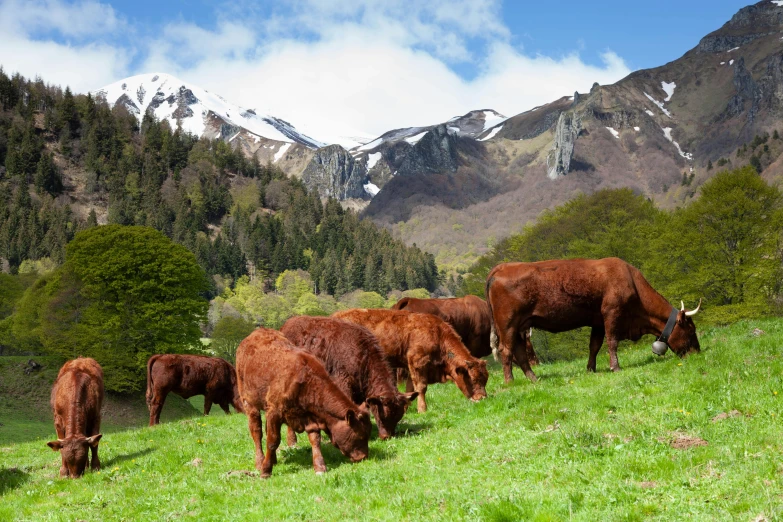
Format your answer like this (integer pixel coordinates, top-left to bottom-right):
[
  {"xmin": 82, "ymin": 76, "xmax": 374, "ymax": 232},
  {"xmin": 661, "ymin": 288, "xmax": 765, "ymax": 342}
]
[
  {"xmin": 365, "ymin": 351, "xmax": 397, "ymax": 399},
  {"xmin": 639, "ymin": 291, "xmax": 677, "ymax": 338},
  {"xmin": 440, "ymin": 325, "xmax": 471, "ymax": 373},
  {"xmin": 302, "ymin": 371, "xmax": 355, "ymax": 424}
]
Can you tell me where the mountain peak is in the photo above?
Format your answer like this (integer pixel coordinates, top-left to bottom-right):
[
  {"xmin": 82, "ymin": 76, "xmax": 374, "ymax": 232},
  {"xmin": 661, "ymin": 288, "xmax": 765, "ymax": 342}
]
[{"xmin": 93, "ymin": 73, "xmax": 325, "ymax": 149}]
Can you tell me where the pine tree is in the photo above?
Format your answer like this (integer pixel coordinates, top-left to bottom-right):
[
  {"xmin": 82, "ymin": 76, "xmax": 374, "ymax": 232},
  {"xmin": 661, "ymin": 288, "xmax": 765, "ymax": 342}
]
[{"xmin": 34, "ymin": 152, "xmax": 62, "ymax": 195}]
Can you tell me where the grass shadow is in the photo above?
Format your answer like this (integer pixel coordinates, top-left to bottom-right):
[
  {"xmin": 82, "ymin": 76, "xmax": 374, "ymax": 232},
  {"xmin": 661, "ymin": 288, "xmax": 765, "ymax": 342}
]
[
  {"xmin": 104, "ymin": 447, "xmax": 156, "ymax": 467},
  {"xmin": 0, "ymin": 467, "xmax": 30, "ymax": 495},
  {"xmin": 393, "ymin": 419, "xmax": 432, "ymax": 438}
]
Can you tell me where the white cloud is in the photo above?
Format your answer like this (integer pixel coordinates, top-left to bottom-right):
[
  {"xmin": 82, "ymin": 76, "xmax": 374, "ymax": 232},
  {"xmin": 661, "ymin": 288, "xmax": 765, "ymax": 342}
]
[
  {"xmin": 0, "ymin": 0, "xmax": 129, "ymax": 90},
  {"xmin": 0, "ymin": 0, "xmax": 632, "ymax": 146},
  {"xmin": 0, "ymin": 0, "xmax": 122, "ymax": 38}
]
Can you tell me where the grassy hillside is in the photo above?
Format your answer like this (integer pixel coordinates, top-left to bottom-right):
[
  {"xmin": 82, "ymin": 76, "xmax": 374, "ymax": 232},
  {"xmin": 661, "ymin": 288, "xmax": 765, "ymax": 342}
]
[
  {"xmin": 0, "ymin": 356, "xmax": 203, "ymax": 445},
  {"xmin": 1, "ymin": 319, "xmax": 782, "ymax": 521}
]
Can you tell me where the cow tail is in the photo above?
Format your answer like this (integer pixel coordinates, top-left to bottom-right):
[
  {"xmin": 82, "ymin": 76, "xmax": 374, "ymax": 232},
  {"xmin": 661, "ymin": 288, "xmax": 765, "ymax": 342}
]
[
  {"xmin": 486, "ymin": 276, "xmax": 499, "ymax": 362},
  {"xmin": 146, "ymin": 355, "xmax": 158, "ymax": 406}
]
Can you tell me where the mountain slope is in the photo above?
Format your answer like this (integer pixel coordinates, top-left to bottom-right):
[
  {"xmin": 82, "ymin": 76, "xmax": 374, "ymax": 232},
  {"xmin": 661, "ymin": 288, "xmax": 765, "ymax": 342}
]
[{"xmin": 361, "ymin": 0, "xmax": 783, "ymax": 270}]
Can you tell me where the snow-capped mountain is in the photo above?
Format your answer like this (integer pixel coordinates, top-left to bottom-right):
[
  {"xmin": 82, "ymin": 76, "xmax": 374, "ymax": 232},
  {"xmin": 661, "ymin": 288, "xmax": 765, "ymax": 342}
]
[
  {"xmin": 350, "ymin": 109, "xmax": 507, "ymax": 156},
  {"xmin": 93, "ymin": 73, "xmax": 325, "ymax": 149}
]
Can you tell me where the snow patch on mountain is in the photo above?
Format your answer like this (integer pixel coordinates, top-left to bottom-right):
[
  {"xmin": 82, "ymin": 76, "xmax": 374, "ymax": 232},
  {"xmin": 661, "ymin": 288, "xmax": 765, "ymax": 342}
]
[
  {"xmin": 661, "ymin": 81, "xmax": 676, "ymax": 102},
  {"xmin": 274, "ymin": 143, "xmax": 291, "ymax": 162},
  {"xmin": 644, "ymin": 93, "xmax": 672, "ymax": 117},
  {"xmin": 662, "ymin": 127, "xmax": 693, "ymax": 160},
  {"xmin": 481, "ymin": 111, "xmax": 507, "ymax": 132},
  {"xmin": 366, "ymin": 152, "xmax": 382, "ymax": 170},
  {"xmin": 606, "ymin": 127, "xmax": 620, "ymax": 139},
  {"xmin": 364, "ymin": 182, "xmax": 380, "ymax": 196},
  {"xmin": 479, "ymin": 125, "xmax": 503, "ymax": 142},
  {"xmin": 405, "ymin": 131, "xmax": 428, "ymax": 145}
]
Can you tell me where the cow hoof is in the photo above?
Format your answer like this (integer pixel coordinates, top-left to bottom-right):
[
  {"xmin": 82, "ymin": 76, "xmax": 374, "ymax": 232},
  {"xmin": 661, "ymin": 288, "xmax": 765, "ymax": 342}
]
[
  {"xmin": 315, "ymin": 471, "xmax": 325, "ymax": 476},
  {"xmin": 260, "ymin": 472, "xmax": 271, "ymax": 479}
]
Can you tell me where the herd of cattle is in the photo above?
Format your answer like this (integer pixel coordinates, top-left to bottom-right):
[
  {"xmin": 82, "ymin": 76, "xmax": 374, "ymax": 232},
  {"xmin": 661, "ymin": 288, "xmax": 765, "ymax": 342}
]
[{"xmin": 46, "ymin": 257, "xmax": 702, "ymax": 478}]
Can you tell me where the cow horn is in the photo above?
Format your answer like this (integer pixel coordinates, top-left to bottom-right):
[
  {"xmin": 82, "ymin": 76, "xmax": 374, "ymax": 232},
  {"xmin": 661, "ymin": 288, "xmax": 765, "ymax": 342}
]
[
  {"xmin": 685, "ymin": 298, "xmax": 702, "ymax": 317},
  {"xmin": 680, "ymin": 300, "xmax": 685, "ymax": 312}
]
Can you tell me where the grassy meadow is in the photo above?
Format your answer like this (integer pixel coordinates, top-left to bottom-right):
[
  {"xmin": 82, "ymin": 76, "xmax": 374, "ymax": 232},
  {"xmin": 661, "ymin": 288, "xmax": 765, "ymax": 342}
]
[{"xmin": 1, "ymin": 318, "xmax": 783, "ymax": 521}]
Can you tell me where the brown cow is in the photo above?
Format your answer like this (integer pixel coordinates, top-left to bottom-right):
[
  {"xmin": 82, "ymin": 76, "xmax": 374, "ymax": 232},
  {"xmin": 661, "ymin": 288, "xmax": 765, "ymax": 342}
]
[
  {"xmin": 146, "ymin": 354, "xmax": 244, "ymax": 426},
  {"xmin": 392, "ymin": 295, "xmax": 539, "ymax": 365},
  {"xmin": 47, "ymin": 357, "xmax": 104, "ymax": 478},
  {"xmin": 333, "ymin": 308, "xmax": 489, "ymax": 413},
  {"xmin": 486, "ymin": 257, "xmax": 701, "ymax": 383},
  {"xmin": 236, "ymin": 328, "xmax": 372, "ymax": 477},
  {"xmin": 281, "ymin": 316, "xmax": 417, "ymax": 441}
]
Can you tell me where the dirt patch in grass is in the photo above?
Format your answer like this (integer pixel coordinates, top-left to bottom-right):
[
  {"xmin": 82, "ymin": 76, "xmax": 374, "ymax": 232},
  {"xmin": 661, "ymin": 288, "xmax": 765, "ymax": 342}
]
[
  {"xmin": 711, "ymin": 410, "xmax": 743, "ymax": 422},
  {"xmin": 667, "ymin": 434, "xmax": 708, "ymax": 449},
  {"xmin": 636, "ymin": 481, "xmax": 658, "ymax": 489}
]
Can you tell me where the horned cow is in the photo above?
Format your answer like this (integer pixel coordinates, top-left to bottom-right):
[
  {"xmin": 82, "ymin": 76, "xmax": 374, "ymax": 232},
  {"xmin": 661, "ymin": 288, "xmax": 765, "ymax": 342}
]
[{"xmin": 486, "ymin": 257, "xmax": 701, "ymax": 382}]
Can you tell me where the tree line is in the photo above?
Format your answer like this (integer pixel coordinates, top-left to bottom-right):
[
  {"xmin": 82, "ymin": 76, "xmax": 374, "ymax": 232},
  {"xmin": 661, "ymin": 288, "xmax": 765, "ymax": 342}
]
[{"xmin": 0, "ymin": 68, "xmax": 438, "ymax": 296}]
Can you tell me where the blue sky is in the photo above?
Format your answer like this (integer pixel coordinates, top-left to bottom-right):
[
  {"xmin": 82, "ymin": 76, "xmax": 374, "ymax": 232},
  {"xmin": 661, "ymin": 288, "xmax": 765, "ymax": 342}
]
[{"xmin": 0, "ymin": 0, "xmax": 752, "ymax": 143}]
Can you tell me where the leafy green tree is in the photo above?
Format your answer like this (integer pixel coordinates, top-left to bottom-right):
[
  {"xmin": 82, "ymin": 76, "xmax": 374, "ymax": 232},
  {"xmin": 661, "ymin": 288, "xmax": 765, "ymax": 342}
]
[
  {"xmin": 649, "ymin": 166, "xmax": 783, "ymax": 306},
  {"xmin": 37, "ymin": 226, "xmax": 208, "ymax": 391},
  {"xmin": 210, "ymin": 315, "xmax": 256, "ymax": 363}
]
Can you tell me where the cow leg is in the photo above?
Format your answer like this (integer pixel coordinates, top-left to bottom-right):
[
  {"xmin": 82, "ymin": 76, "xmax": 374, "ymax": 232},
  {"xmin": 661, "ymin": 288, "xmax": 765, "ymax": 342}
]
[
  {"xmin": 219, "ymin": 402, "xmax": 231, "ymax": 415},
  {"xmin": 286, "ymin": 426, "xmax": 297, "ymax": 447},
  {"xmin": 261, "ymin": 411, "xmax": 282, "ymax": 478},
  {"xmin": 587, "ymin": 326, "xmax": 605, "ymax": 373},
  {"xmin": 405, "ymin": 375, "xmax": 414, "ymax": 393},
  {"xmin": 607, "ymin": 338, "xmax": 621, "ymax": 372},
  {"xmin": 409, "ymin": 369, "xmax": 429, "ymax": 413},
  {"xmin": 307, "ymin": 430, "xmax": 328, "ymax": 474},
  {"xmin": 525, "ymin": 329, "xmax": 540, "ymax": 367},
  {"xmin": 203, "ymin": 397, "xmax": 212, "ymax": 416},
  {"xmin": 508, "ymin": 325, "xmax": 537, "ymax": 383},
  {"xmin": 55, "ymin": 417, "xmax": 67, "ymax": 477},
  {"xmin": 89, "ymin": 419, "xmax": 101, "ymax": 471},
  {"xmin": 245, "ymin": 406, "xmax": 265, "ymax": 472},
  {"xmin": 148, "ymin": 392, "xmax": 166, "ymax": 426}
]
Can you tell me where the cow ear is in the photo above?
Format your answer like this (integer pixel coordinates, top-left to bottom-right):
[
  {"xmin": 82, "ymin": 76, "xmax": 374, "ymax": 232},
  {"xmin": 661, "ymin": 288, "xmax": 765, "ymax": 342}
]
[
  {"xmin": 402, "ymin": 391, "xmax": 418, "ymax": 403},
  {"xmin": 345, "ymin": 409, "xmax": 359, "ymax": 425},
  {"xmin": 47, "ymin": 440, "xmax": 64, "ymax": 451},
  {"xmin": 86, "ymin": 434, "xmax": 102, "ymax": 447},
  {"xmin": 365, "ymin": 396, "xmax": 384, "ymax": 408}
]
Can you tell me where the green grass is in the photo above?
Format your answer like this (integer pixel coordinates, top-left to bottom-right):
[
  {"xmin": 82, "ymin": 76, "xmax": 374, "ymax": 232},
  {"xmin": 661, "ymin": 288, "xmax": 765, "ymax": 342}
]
[{"xmin": 1, "ymin": 319, "xmax": 783, "ymax": 521}]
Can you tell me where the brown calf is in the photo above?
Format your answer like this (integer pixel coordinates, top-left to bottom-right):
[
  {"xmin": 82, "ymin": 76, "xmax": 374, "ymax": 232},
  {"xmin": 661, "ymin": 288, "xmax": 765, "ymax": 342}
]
[
  {"xmin": 486, "ymin": 258, "xmax": 701, "ymax": 382},
  {"xmin": 333, "ymin": 308, "xmax": 489, "ymax": 413},
  {"xmin": 146, "ymin": 354, "xmax": 243, "ymax": 426},
  {"xmin": 281, "ymin": 316, "xmax": 417, "ymax": 441},
  {"xmin": 47, "ymin": 358, "xmax": 104, "ymax": 478},
  {"xmin": 236, "ymin": 328, "xmax": 372, "ymax": 477},
  {"xmin": 392, "ymin": 295, "xmax": 539, "ymax": 365}
]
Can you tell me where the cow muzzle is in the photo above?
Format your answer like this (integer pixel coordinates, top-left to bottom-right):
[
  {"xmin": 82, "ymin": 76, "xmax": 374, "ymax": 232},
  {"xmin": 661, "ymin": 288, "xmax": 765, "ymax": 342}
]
[{"xmin": 652, "ymin": 341, "xmax": 668, "ymax": 356}]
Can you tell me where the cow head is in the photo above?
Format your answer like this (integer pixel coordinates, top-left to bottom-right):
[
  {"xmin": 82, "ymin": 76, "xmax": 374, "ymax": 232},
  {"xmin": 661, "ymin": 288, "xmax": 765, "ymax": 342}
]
[
  {"xmin": 329, "ymin": 406, "xmax": 371, "ymax": 463},
  {"xmin": 365, "ymin": 392, "xmax": 418, "ymax": 440},
  {"xmin": 47, "ymin": 434, "xmax": 102, "ymax": 478},
  {"xmin": 666, "ymin": 301, "xmax": 701, "ymax": 357},
  {"xmin": 453, "ymin": 359, "xmax": 489, "ymax": 402}
]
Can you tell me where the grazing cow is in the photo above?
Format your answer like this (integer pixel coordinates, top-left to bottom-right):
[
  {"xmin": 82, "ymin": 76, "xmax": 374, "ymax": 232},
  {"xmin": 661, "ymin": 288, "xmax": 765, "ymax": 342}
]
[
  {"xmin": 392, "ymin": 295, "xmax": 539, "ymax": 365},
  {"xmin": 486, "ymin": 257, "xmax": 701, "ymax": 383},
  {"xmin": 333, "ymin": 309, "xmax": 489, "ymax": 413},
  {"xmin": 236, "ymin": 328, "xmax": 372, "ymax": 477},
  {"xmin": 47, "ymin": 358, "xmax": 104, "ymax": 478},
  {"xmin": 281, "ymin": 316, "xmax": 417, "ymax": 441},
  {"xmin": 146, "ymin": 354, "xmax": 244, "ymax": 426}
]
